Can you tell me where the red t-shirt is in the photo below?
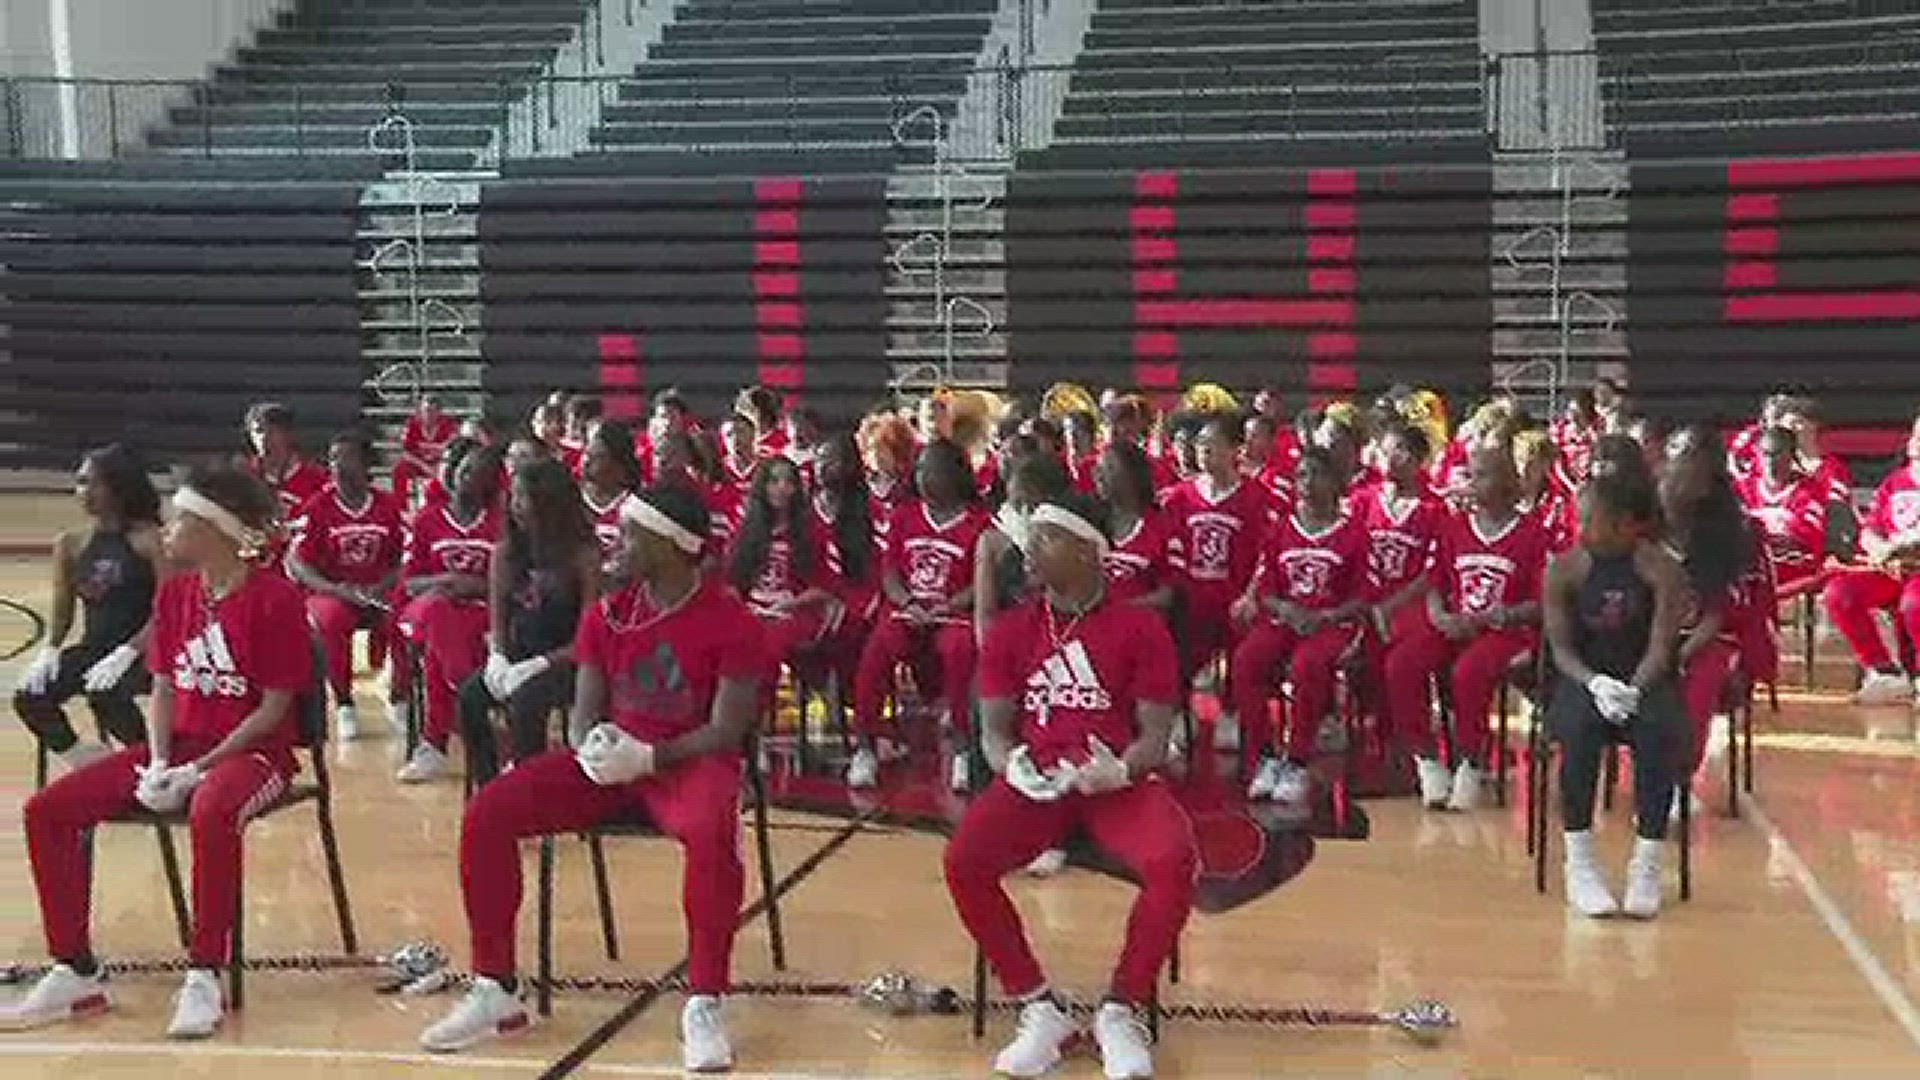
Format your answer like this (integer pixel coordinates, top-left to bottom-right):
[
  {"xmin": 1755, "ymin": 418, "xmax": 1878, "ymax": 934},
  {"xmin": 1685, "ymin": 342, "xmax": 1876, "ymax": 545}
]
[
  {"xmin": 1433, "ymin": 509, "xmax": 1551, "ymax": 617},
  {"xmin": 402, "ymin": 412, "xmax": 459, "ymax": 471},
  {"xmin": 1550, "ymin": 417, "xmax": 1597, "ymax": 483},
  {"xmin": 1353, "ymin": 482, "xmax": 1447, "ymax": 601},
  {"xmin": 150, "ymin": 570, "xmax": 311, "ymax": 749},
  {"xmin": 1160, "ymin": 476, "xmax": 1276, "ymax": 601},
  {"xmin": 978, "ymin": 596, "xmax": 1180, "ymax": 770},
  {"xmin": 885, "ymin": 501, "xmax": 988, "ymax": 619},
  {"xmin": 1805, "ymin": 454, "xmax": 1853, "ymax": 507},
  {"xmin": 1103, "ymin": 510, "xmax": 1180, "ymax": 604},
  {"xmin": 574, "ymin": 580, "xmax": 764, "ymax": 747},
  {"xmin": 868, "ymin": 472, "xmax": 914, "ymax": 542},
  {"xmin": 584, "ymin": 489, "xmax": 635, "ymax": 567},
  {"xmin": 733, "ymin": 524, "xmax": 830, "ymax": 617},
  {"xmin": 249, "ymin": 457, "xmax": 329, "ymax": 520},
  {"xmin": 404, "ymin": 504, "xmax": 503, "ymax": 579},
  {"xmin": 1737, "ymin": 470, "xmax": 1829, "ymax": 588},
  {"xmin": 290, "ymin": 486, "xmax": 406, "ymax": 588},
  {"xmin": 1523, "ymin": 485, "xmax": 1580, "ymax": 554},
  {"xmin": 1255, "ymin": 511, "xmax": 1368, "ymax": 613},
  {"xmin": 1863, "ymin": 463, "xmax": 1920, "ymax": 542}
]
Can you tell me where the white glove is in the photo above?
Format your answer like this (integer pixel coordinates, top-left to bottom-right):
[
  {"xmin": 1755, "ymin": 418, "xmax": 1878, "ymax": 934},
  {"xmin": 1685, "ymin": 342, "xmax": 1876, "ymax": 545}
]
[
  {"xmin": 136, "ymin": 761, "xmax": 203, "ymax": 813},
  {"xmin": 482, "ymin": 650, "xmax": 513, "ymax": 701},
  {"xmin": 498, "ymin": 656, "xmax": 552, "ymax": 699},
  {"xmin": 1071, "ymin": 737, "xmax": 1132, "ymax": 796},
  {"xmin": 1584, "ymin": 674, "xmax": 1640, "ymax": 724},
  {"xmin": 575, "ymin": 723, "xmax": 656, "ymax": 786},
  {"xmin": 1004, "ymin": 746, "xmax": 1076, "ymax": 802},
  {"xmin": 82, "ymin": 644, "xmax": 141, "ymax": 693},
  {"xmin": 19, "ymin": 648, "xmax": 59, "ymax": 695}
]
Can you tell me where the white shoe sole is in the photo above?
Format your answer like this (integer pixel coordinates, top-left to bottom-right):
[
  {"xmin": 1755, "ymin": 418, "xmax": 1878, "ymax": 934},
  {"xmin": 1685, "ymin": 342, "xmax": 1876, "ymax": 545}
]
[
  {"xmin": 0, "ymin": 992, "xmax": 111, "ymax": 1031},
  {"xmin": 421, "ymin": 1012, "xmax": 533, "ymax": 1054}
]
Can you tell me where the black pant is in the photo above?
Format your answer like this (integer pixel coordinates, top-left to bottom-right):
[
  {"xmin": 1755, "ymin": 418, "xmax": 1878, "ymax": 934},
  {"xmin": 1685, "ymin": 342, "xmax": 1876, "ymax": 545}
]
[
  {"xmin": 457, "ymin": 662, "xmax": 573, "ymax": 787},
  {"xmin": 12, "ymin": 643, "xmax": 149, "ymax": 753},
  {"xmin": 1547, "ymin": 675, "xmax": 1685, "ymax": 841}
]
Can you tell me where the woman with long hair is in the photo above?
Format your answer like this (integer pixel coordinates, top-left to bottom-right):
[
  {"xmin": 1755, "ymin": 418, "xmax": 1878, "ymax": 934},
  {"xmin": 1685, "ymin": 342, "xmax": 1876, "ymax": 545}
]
[
  {"xmin": 581, "ymin": 421, "xmax": 643, "ymax": 580},
  {"xmin": 458, "ymin": 459, "xmax": 600, "ymax": 787},
  {"xmin": 1544, "ymin": 468, "xmax": 1689, "ymax": 919},
  {"xmin": 421, "ymin": 486, "xmax": 763, "ymax": 1071},
  {"xmin": 395, "ymin": 443, "xmax": 507, "ymax": 784},
  {"xmin": 1097, "ymin": 441, "xmax": 1178, "ymax": 614},
  {"xmin": 285, "ymin": 429, "xmax": 406, "ymax": 741},
  {"xmin": 728, "ymin": 456, "xmax": 841, "ymax": 690},
  {"xmin": 7, "ymin": 465, "xmax": 311, "ymax": 1037},
  {"xmin": 808, "ymin": 434, "xmax": 879, "ymax": 682},
  {"xmin": 13, "ymin": 446, "xmax": 163, "ymax": 771}
]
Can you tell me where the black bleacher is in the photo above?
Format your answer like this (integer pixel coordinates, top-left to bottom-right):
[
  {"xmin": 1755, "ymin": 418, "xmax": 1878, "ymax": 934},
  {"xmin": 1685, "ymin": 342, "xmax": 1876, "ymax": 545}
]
[{"xmin": 0, "ymin": 161, "xmax": 372, "ymax": 470}]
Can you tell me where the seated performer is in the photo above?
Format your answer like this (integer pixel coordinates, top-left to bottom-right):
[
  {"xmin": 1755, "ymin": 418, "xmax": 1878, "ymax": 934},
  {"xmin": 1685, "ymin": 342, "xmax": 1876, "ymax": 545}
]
[
  {"xmin": 1544, "ymin": 470, "xmax": 1688, "ymax": 920},
  {"xmin": 846, "ymin": 439, "xmax": 989, "ymax": 788},
  {"xmin": 394, "ymin": 395, "xmax": 459, "ymax": 507},
  {"xmin": 1823, "ymin": 411, "xmax": 1920, "ymax": 704},
  {"xmin": 945, "ymin": 492, "xmax": 1194, "ymax": 1080},
  {"xmin": 1230, "ymin": 448, "xmax": 1369, "ymax": 805},
  {"xmin": 420, "ymin": 486, "xmax": 761, "ymax": 1070},
  {"xmin": 1383, "ymin": 446, "xmax": 1549, "ymax": 810},
  {"xmin": 729, "ymin": 455, "xmax": 842, "ymax": 697},
  {"xmin": 285, "ymin": 429, "xmax": 405, "ymax": 741},
  {"xmin": 5, "ymin": 466, "xmax": 311, "ymax": 1038},
  {"xmin": 1735, "ymin": 425, "xmax": 1831, "ymax": 598},
  {"xmin": 580, "ymin": 420, "xmax": 643, "ymax": 584},
  {"xmin": 13, "ymin": 445, "xmax": 162, "ymax": 771},
  {"xmin": 1097, "ymin": 442, "xmax": 1179, "ymax": 614}
]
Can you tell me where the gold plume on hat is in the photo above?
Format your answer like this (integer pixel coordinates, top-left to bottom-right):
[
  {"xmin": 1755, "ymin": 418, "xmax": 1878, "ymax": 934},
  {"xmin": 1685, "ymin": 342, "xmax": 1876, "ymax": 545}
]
[
  {"xmin": 1180, "ymin": 382, "xmax": 1239, "ymax": 414},
  {"xmin": 1040, "ymin": 382, "xmax": 1098, "ymax": 422}
]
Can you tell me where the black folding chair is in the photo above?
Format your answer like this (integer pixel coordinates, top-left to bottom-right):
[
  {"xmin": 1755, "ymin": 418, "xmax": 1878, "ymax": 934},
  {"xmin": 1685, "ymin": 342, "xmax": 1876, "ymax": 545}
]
[
  {"xmin": 533, "ymin": 736, "xmax": 786, "ymax": 1016},
  {"xmin": 111, "ymin": 641, "xmax": 358, "ymax": 1009}
]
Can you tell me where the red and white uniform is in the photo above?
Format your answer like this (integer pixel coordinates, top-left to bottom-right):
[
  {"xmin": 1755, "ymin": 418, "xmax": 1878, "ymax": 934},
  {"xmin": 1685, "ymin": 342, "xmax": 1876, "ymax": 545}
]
[
  {"xmin": 404, "ymin": 504, "xmax": 503, "ymax": 583},
  {"xmin": 291, "ymin": 486, "xmax": 407, "ymax": 696},
  {"xmin": 1251, "ymin": 513, "xmax": 1368, "ymax": 616},
  {"xmin": 457, "ymin": 580, "xmax": 763, "ymax": 995},
  {"xmin": 883, "ymin": 502, "xmax": 990, "ymax": 622},
  {"xmin": 1103, "ymin": 511, "xmax": 1181, "ymax": 605},
  {"xmin": 1550, "ymin": 417, "xmax": 1597, "ymax": 483},
  {"xmin": 949, "ymin": 596, "xmax": 1193, "ymax": 1007},
  {"xmin": 396, "ymin": 503, "xmax": 503, "ymax": 751},
  {"xmin": 1736, "ymin": 470, "xmax": 1828, "ymax": 593},
  {"xmin": 852, "ymin": 501, "xmax": 989, "ymax": 740},
  {"xmin": 1161, "ymin": 475, "xmax": 1275, "ymax": 678},
  {"xmin": 397, "ymin": 411, "xmax": 460, "ymax": 500},
  {"xmin": 1434, "ymin": 510, "xmax": 1552, "ymax": 620},
  {"xmin": 813, "ymin": 492, "xmax": 877, "ymax": 624},
  {"xmin": 1803, "ymin": 454, "xmax": 1854, "ymax": 507},
  {"xmin": 867, "ymin": 472, "xmax": 914, "ymax": 543},
  {"xmin": 1522, "ymin": 479, "xmax": 1580, "ymax": 554},
  {"xmin": 756, "ymin": 427, "xmax": 790, "ymax": 459},
  {"xmin": 1825, "ymin": 464, "xmax": 1920, "ymax": 674},
  {"xmin": 250, "ymin": 456, "xmax": 329, "ymax": 520},
  {"xmin": 24, "ymin": 570, "xmax": 312, "ymax": 973},
  {"xmin": 1354, "ymin": 482, "xmax": 1446, "ymax": 606},
  {"xmin": 584, "ymin": 488, "xmax": 636, "ymax": 569}
]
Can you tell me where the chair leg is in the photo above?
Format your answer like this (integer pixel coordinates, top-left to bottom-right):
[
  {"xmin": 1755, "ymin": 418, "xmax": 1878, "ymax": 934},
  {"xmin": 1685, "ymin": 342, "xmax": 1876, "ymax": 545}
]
[
  {"xmin": 1742, "ymin": 699, "xmax": 1755, "ymax": 795},
  {"xmin": 971, "ymin": 947, "xmax": 988, "ymax": 1039},
  {"xmin": 537, "ymin": 836, "xmax": 555, "ymax": 1017},
  {"xmin": 34, "ymin": 743, "xmax": 48, "ymax": 791},
  {"xmin": 1493, "ymin": 683, "xmax": 1510, "ymax": 808},
  {"xmin": 1678, "ymin": 777, "xmax": 1692, "ymax": 902},
  {"xmin": 1524, "ymin": 733, "xmax": 1538, "ymax": 857},
  {"xmin": 1801, "ymin": 595, "xmax": 1816, "ymax": 689},
  {"xmin": 749, "ymin": 753, "xmax": 787, "ymax": 971},
  {"xmin": 229, "ymin": 873, "xmax": 245, "ymax": 1012},
  {"xmin": 1168, "ymin": 937, "xmax": 1181, "ymax": 985},
  {"xmin": 153, "ymin": 824, "xmax": 192, "ymax": 951},
  {"xmin": 316, "ymin": 797, "xmax": 359, "ymax": 954},
  {"xmin": 1725, "ymin": 705, "xmax": 1741, "ymax": 819},
  {"xmin": 1600, "ymin": 747, "xmax": 1617, "ymax": 812},
  {"xmin": 586, "ymin": 833, "xmax": 620, "ymax": 962},
  {"xmin": 1534, "ymin": 743, "xmax": 1552, "ymax": 896}
]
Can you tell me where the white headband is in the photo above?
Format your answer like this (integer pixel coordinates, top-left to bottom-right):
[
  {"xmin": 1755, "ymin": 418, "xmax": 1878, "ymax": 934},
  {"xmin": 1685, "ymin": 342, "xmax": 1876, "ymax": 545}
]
[
  {"xmin": 1030, "ymin": 503, "xmax": 1110, "ymax": 555},
  {"xmin": 173, "ymin": 487, "xmax": 256, "ymax": 547},
  {"xmin": 622, "ymin": 496, "xmax": 706, "ymax": 555}
]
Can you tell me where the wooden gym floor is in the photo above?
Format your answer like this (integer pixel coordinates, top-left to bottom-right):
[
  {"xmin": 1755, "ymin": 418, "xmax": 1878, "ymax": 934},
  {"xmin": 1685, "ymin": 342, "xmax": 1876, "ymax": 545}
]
[{"xmin": 1, "ymin": 493, "xmax": 1918, "ymax": 1076}]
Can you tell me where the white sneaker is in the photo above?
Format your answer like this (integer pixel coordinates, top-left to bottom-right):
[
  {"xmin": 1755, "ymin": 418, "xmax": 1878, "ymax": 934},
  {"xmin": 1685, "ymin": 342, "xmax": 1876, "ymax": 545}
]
[
  {"xmin": 1246, "ymin": 757, "xmax": 1283, "ymax": 800},
  {"xmin": 1212, "ymin": 714, "xmax": 1241, "ymax": 751},
  {"xmin": 994, "ymin": 996, "xmax": 1079, "ymax": 1077},
  {"xmin": 396, "ymin": 744, "xmax": 450, "ymax": 784},
  {"xmin": 950, "ymin": 753, "xmax": 973, "ymax": 793},
  {"xmin": 1622, "ymin": 837, "xmax": 1664, "ymax": 919},
  {"xmin": 1446, "ymin": 762, "xmax": 1483, "ymax": 812},
  {"xmin": 420, "ymin": 976, "xmax": 532, "ymax": 1052},
  {"xmin": 846, "ymin": 747, "xmax": 879, "ymax": 789},
  {"xmin": 336, "ymin": 704, "xmax": 360, "ymax": 741},
  {"xmin": 165, "ymin": 969, "xmax": 223, "ymax": 1040},
  {"xmin": 681, "ymin": 994, "xmax": 733, "ymax": 1073},
  {"xmin": 1092, "ymin": 1001, "xmax": 1154, "ymax": 1079},
  {"xmin": 0, "ymin": 963, "xmax": 111, "ymax": 1030},
  {"xmin": 1563, "ymin": 830, "xmax": 1620, "ymax": 918},
  {"xmin": 1856, "ymin": 669, "xmax": 1910, "ymax": 705},
  {"xmin": 1414, "ymin": 755, "xmax": 1453, "ymax": 809},
  {"xmin": 1024, "ymin": 848, "xmax": 1068, "ymax": 877},
  {"xmin": 1268, "ymin": 760, "xmax": 1312, "ymax": 806}
]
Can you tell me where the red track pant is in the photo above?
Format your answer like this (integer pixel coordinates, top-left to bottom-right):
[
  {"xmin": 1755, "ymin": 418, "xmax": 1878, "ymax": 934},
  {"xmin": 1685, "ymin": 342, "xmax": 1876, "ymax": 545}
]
[
  {"xmin": 397, "ymin": 593, "xmax": 488, "ymax": 750},
  {"xmin": 1382, "ymin": 615, "xmax": 1535, "ymax": 763},
  {"xmin": 945, "ymin": 777, "xmax": 1196, "ymax": 1005},
  {"xmin": 1822, "ymin": 569, "xmax": 1920, "ymax": 672},
  {"xmin": 1228, "ymin": 622, "xmax": 1354, "ymax": 763},
  {"xmin": 1176, "ymin": 591, "xmax": 1240, "ymax": 684},
  {"xmin": 852, "ymin": 616, "xmax": 975, "ymax": 738},
  {"xmin": 306, "ymin": 594, "xmax": 388, "ymax": 703},
  {"xmin": 1680, "ymin": 638, "xmax": 1740, "ymax": 773},
  {"xmin": 24, "ymin": 737, "xmax": 294, "ymax": 968},
  {"xmin": 459, "ymin": 749, "xmax": 744, "ymax": 993}
]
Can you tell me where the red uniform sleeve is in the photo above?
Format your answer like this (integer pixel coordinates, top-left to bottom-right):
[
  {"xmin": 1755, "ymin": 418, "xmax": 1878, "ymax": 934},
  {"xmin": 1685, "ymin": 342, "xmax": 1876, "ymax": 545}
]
[
  {"xmin": 252, "ymin": 579, "xmax": 315, "ymax": 692},
  {"xmin": 1129, "ymin": 612, "xmax": 1181, "ymax": 706},
  {"xmin": 290, "ymin": 494, "xmax": 328, "ymax": 569},
  {"xmin": 574, "ymin": 597, "xmax": 612, "ymax": 670},
  {"xmin": 882, "ymin": 504, "xmax": 911, "ymax": 577},
  {"xmin": 977, "ymin": 611, "xmax": 1023, "ymax": 701}
]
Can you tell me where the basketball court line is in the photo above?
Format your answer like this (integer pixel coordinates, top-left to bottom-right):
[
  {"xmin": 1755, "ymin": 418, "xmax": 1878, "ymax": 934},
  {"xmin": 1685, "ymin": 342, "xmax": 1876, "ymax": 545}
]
[{"xmin": 1741, "ymin": 791, "xmax": 1920, "ymax": 1050}]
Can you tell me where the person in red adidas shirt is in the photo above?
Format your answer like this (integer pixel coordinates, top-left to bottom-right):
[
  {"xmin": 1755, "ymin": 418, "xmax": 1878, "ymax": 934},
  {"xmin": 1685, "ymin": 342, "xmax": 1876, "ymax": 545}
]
[
  {"xmin": 1823, "ymin": 412, "xmax": 1920, "ymax": 704},
  {"xmin": 394, "ymin": 443, "xmax": 506, "ymax": 780},
  {"xmin": 944, "ymin": 492, "xmax": 1193, "ymax": 1080},
  {"xmin": 395, "ymin": 396, "xmax": 460, "ymax": 507},
  {"xmin": 1383, "ymin": 445, "xmax": 1549, "ymax": 810},
  {"xmin": 420, "ymin": 485, "xmax": 762, "ymax": 1070},
  {"xmin": 1097, "ymin": 442, "xmax": 1178, "ymax": 612},
  {"xmin": 286, "ymin": 430, "xmax": 405, "ymax": 740},
  {"xmin": 1228, "ymin": 448, "xmax": 1369, "ymax": 805},
  {"xmin": 1736, "ymin": 425, "xmax": 1831, "ymax": 597},
  {"xmin": 1160, "ymin": 415, "xmax": 1277, "ymax": 704},
  {"xmin": 9, "ymin": 465, "xmax": 311, "ymax": 1039},
  {"xmin": 846, "ymin": 439, "xmax": 988, "ymax": 788}
]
